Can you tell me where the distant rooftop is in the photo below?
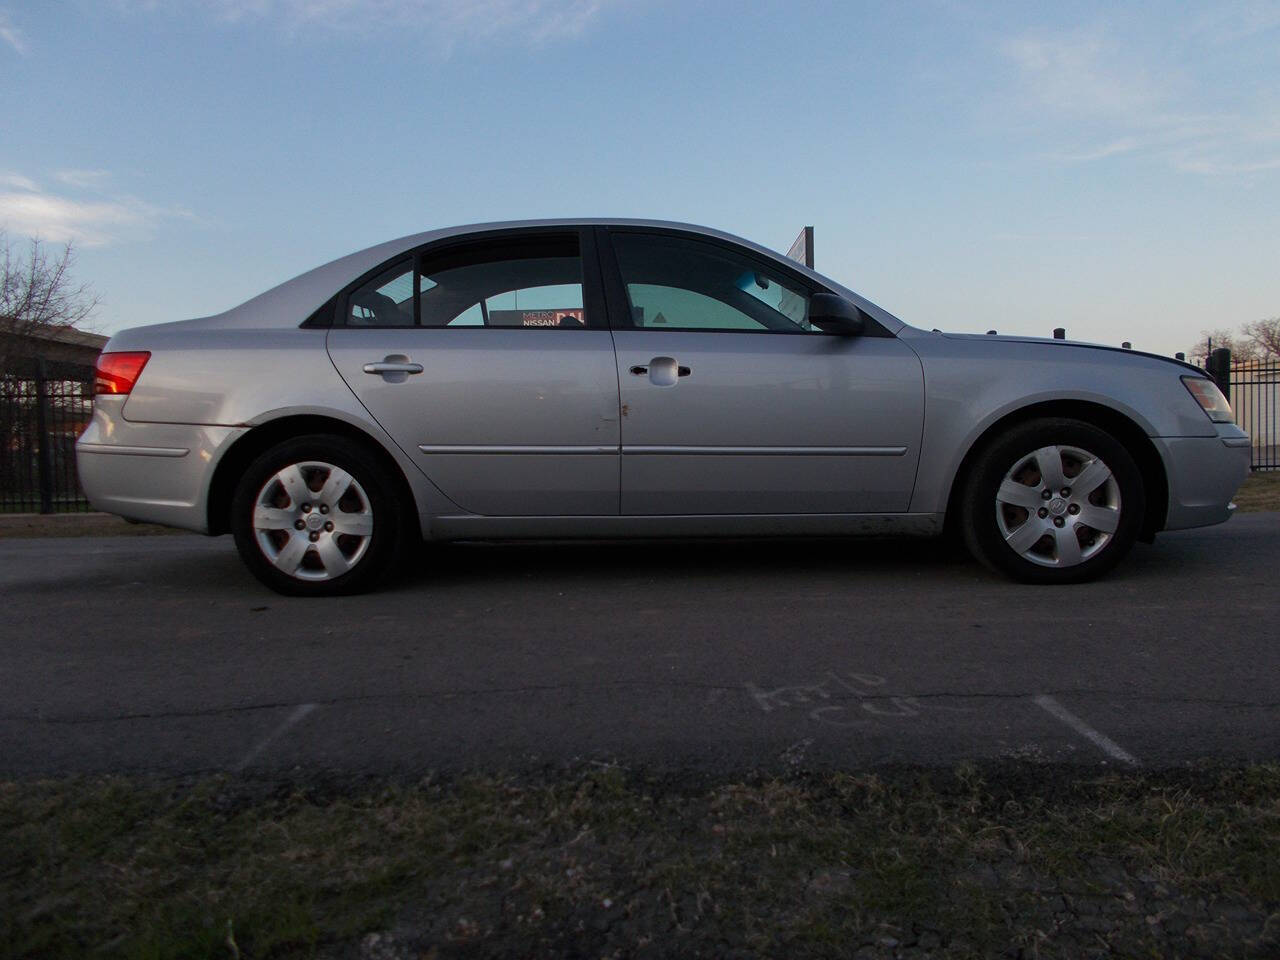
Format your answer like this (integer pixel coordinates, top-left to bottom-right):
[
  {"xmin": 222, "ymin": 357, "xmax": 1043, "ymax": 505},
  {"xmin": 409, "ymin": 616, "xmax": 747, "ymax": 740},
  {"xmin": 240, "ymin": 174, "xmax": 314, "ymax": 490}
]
[
  {"xmin": 0, "ymin": 318, "xmax": 109, "ymax": 349},
  {"xmin": 1, "ymin": 318, "xmax": 109, "ymax": 373}
]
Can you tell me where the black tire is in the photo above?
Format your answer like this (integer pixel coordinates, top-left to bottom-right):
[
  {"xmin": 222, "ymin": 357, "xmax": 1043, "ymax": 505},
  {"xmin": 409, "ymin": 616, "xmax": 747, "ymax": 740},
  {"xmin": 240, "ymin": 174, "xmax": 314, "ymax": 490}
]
[
  {"xmin": 959, "ymin": 418, "xmax": 1145, "ymax": 584},
  {"xmin": 230, "ymin": 434, "xmax": 405, "ymax": 596}
]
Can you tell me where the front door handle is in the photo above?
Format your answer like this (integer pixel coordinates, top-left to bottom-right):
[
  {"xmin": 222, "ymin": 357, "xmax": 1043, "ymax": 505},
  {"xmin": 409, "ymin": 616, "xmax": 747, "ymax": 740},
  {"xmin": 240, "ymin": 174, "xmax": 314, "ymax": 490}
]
[
  {"xmin": 631, "ymin": 357, "xmax": 690, "ymax": 386},
  {"xmin": 363, "ymin": 360, "xmax": 424, "ymax": 375},
  {"xmin": 362, "ymin": 355, "xmax": 423, "ymax": 383}
]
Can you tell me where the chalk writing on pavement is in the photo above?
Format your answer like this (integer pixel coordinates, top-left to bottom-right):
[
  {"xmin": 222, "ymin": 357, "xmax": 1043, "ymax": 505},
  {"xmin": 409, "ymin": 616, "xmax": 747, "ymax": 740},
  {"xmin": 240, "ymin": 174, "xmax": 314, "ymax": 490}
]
[{"xmin": 745, "ymin": 671, "xmax": 966, "ymax": 728}]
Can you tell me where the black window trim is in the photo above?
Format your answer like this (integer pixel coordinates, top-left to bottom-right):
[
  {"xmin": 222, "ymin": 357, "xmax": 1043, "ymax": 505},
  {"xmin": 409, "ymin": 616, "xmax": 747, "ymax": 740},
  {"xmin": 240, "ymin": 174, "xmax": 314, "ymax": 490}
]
[{"xmin": 305, "ymin": 226, "xmax": 610, "ymax": 332}]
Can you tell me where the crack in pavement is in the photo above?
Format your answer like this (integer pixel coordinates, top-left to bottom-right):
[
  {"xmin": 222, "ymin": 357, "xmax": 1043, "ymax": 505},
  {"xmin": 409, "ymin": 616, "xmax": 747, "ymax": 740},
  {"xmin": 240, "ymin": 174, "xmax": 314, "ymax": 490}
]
[
  {"xmin": 12, "ymin": 679, "xmax": 745, "ymax": 724},
  {"xmin": 8, "ymin": 686, "xmax": 1280, "ymax": 726}
]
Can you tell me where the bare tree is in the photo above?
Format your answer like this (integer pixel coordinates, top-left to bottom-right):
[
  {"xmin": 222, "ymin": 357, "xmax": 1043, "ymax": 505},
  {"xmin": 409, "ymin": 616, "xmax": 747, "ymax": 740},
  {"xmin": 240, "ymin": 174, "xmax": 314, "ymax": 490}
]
[
  {"xmin": 0, "ymin": 235, "xmax": 100, "ymax": 509},
  {"xmin": 0, "ymin": 231, "xmax": 99, "ymax": 371},
  {"xmin": 1187, "ymin": 328, "xmax": 1259, "ymax": 365},
  {"xmin": 1242, "ymin": 317, "xmax": 1280, "ymax": 359}
]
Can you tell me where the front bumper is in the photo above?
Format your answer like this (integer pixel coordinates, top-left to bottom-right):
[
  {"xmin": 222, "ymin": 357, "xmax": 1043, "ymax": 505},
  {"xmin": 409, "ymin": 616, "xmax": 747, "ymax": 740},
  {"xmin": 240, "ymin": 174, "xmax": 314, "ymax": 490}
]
[
  {"xmin": 1155, "ymin": 430, "xmax": 1252, "ymax": 531},
  {"xmin": 76, "ymin": 397, "xmax": 245, "ymax": 532}
]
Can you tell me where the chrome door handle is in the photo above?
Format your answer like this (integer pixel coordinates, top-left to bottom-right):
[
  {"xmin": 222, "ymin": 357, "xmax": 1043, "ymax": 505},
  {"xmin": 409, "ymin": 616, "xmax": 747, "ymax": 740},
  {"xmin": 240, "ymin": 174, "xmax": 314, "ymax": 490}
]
[
  {"xmin": 362, "ymin": 361, "xmax": 423, "ymax": 374},
  {"xmin": 362, "ymin": 355, "xmax": 423, "ymax": 384}
]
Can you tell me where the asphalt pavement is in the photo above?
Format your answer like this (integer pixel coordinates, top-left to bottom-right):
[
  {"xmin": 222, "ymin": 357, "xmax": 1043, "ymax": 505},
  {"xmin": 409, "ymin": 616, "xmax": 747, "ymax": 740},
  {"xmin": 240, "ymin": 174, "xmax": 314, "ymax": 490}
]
[{"xmin": 2, "ymin": 514, "xmax": 1278, "ymax": 776}]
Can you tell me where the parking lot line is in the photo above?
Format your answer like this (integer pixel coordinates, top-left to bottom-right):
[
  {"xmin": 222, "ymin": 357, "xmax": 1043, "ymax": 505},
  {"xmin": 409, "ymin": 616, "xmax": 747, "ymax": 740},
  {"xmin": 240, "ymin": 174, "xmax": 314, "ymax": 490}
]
[
  {"xmin": 1033, "ymin": 694, "xmax": 1138, "ymax": 765},
  {"xmin": 235, "ymin": 703, "xmax": 318, "ymax": 771}
]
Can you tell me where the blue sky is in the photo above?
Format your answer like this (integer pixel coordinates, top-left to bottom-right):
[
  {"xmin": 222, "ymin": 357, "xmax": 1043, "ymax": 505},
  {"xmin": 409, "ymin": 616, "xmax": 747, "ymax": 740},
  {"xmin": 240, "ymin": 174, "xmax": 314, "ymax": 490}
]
[{"xmin": 1, "ymin": 0, "xmax": 1277, "ymax": 355}]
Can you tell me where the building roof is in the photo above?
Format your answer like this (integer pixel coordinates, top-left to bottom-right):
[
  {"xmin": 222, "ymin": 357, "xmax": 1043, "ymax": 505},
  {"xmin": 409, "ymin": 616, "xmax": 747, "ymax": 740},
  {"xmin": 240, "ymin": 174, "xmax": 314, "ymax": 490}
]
[{"xmin": 1, "ymin": 318, "xmax": 108, "ymax": 373}]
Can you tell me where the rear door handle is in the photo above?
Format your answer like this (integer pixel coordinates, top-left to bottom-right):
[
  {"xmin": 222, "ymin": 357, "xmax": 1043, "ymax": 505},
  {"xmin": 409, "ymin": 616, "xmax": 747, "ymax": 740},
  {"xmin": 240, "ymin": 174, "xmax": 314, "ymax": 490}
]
[{"xmin": 362, "ymin": 355, "xmax": 423, "ymax": 383}]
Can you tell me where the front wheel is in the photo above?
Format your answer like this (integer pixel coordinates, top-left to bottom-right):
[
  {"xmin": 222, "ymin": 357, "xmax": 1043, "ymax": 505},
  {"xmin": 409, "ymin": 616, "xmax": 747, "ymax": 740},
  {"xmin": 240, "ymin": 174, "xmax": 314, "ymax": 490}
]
[
  {"xmin": 959, "ymin": 418, "xmax": 1146, "ymax": 584},
  {"xmin": 230, "ymin": 434, "xmax": 405, "ymax": 596}
]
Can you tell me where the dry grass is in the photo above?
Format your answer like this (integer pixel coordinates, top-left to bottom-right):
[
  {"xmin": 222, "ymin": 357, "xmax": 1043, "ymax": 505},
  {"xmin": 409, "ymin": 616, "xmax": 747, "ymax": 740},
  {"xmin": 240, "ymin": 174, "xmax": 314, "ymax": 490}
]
[
  {"xmin": 3, "ymin": 765, "xmax": 1279, "ymax": 959},
  {"xmin": 1235, "ymin": 471, "xmax": 1280, "ymax": 512}
]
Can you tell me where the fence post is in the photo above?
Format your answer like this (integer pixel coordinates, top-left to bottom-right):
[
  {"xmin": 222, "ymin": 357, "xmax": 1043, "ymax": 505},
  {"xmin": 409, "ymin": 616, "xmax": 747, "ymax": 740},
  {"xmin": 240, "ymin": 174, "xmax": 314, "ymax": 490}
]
[
  {"xmin": 1207, "ymin": 348, "xmax": 1232, "ymax": 404},
  {"xmin": 33, "ymin": 357, "xmax": 54, "ymax": 514}
]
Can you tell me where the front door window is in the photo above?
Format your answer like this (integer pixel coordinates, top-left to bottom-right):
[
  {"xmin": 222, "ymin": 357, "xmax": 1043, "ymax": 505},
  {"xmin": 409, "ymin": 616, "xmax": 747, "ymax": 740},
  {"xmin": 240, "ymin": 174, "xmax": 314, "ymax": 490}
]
[{"xmin": 611, "ymin": 233, "xmax": 816, "ymax": 333}]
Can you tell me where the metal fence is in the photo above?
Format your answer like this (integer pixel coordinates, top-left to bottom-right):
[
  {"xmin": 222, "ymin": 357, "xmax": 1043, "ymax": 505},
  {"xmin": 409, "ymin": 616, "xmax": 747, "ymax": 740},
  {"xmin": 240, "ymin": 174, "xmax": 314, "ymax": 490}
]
[
  {"xmin": 0, "ymin": 358, "xmax": 96, "ymax": 513},
  {"xmin": 1227, "ymin": 357, "xmax": 1279, "ymax": 471}
]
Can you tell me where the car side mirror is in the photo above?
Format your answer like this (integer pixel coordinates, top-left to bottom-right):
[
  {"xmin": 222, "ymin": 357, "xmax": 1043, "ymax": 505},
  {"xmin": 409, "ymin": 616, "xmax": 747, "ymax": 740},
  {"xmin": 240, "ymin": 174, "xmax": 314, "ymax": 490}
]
[{"xmin": 809, "ymin": 293, "xmax": 865, "ymax": 336}]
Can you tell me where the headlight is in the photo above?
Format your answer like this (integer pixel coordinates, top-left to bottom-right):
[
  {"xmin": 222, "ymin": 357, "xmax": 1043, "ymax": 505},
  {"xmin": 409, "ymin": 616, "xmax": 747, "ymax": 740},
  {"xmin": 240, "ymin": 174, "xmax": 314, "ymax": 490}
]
[{"xmin": 1181, "ymin": 376, "xmax": 1234, "ymax": 423}]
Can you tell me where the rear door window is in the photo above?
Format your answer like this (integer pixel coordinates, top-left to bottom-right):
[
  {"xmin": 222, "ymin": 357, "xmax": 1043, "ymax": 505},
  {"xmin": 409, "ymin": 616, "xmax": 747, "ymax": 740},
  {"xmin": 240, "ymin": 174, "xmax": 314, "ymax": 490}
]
[
  {"xmin": 346, "ymin": 263, "xmax": 414, "ymax": 327},
  {"xmin": 420, "ymin": 236, "xmax": 588, "ymax": 329}
]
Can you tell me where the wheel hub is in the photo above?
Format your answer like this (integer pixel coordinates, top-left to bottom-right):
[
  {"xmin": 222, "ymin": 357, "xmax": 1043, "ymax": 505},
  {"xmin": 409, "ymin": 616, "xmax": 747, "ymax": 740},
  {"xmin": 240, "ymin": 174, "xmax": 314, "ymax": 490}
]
[
  {"xmin": 994, "ymin": 444, "xmax": 1122, "ymax": 568},
  {"xmin": 251, "ymin": 460, "xmax": 374, "ymax": 581}
]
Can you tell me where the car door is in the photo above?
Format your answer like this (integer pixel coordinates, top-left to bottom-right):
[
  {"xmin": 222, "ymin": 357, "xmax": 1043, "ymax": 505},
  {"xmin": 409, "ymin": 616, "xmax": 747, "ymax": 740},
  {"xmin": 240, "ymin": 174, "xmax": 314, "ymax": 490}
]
[
  {"xmin": 601, "ymin": 228, "xmax": 925, "ymax": 515},
  {"xmin": 326, "ymin": 229, "xmax": 621, "ymax": 516}
]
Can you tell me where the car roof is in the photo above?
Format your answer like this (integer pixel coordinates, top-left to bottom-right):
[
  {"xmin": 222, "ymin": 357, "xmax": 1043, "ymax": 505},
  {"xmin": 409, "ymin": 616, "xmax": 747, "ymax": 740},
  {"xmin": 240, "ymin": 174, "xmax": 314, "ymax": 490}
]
[{"xmin": 152, "ymin": 219, "xmax": 905, "ymax": 334}]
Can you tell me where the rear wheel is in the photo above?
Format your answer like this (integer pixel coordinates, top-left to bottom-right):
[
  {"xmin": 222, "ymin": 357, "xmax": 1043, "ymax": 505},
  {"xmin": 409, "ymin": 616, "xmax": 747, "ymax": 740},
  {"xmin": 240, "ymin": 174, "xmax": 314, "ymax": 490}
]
[
  {"xmin": 960, "ymin": 418, "xmax": 1145, "ymax": 583},
  {"xmin": 231, "ymin": 434, "xmax": 404, "ymax": 596}
]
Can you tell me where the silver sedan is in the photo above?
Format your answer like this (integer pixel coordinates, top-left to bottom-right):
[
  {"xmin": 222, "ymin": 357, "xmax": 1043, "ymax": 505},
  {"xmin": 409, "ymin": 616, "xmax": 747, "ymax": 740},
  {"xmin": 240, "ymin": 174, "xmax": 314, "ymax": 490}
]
[{"xmin": 76, "ymin": 220, "xmax": 1251, "ymax": 595}]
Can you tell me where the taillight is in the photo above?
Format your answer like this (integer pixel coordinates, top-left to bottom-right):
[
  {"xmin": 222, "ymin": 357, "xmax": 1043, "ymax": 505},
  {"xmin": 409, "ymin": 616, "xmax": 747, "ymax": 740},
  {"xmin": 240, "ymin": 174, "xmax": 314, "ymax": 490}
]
[{"xmin": 94, "ymin": 351, "xmax": 151, "ymax": 395}]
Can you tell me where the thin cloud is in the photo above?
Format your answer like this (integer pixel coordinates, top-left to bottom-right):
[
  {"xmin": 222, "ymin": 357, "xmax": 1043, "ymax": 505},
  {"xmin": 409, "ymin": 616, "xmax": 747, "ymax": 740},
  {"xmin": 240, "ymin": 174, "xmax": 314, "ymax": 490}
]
[
  {"xmin": 55, "ymin": 169, "xmax": 113, "ymax": 189},
  {"xmin": 0, "ymin": 172, "xmax": 39, "ymax": 191},
  {"xmin": 1190, "ymin": 1, "xmax": 1280, "ymax": 44},
  {"xmin": 121, "ymin": 0, "xmax": 611, "ymax": 44},
  {"xmin": 1051, "ymin": 138, "xmax": 1141, "ymax": 163},
  {"xmin": 0, "ymin": 175, "xmax": 189, "ymax": 246},
  {"xmin": 1001, "ymin": 20, "xmax": 1280, "ymax": 177},
  {"xmin": 1175, "ymin": 155, "xmax": 1280, "ymax": 176},
  {"xmin": 1002, "ymin": 31, "xmax": 1158, "ymax": 121},
  {"xmin": 0, "ymin": 10, "xmax": 27, "ymax": 54}
]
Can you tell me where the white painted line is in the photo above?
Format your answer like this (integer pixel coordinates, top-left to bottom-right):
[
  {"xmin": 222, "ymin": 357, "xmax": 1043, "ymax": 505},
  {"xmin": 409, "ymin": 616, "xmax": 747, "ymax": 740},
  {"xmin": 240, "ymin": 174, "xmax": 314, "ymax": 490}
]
[
  {"xmin": 1033, "ymin": 694, "xmax": 1139, "ymax": 766},
  {"xmin": 235, "ymin": 703, "xmax": 318, "ymax": 771}
]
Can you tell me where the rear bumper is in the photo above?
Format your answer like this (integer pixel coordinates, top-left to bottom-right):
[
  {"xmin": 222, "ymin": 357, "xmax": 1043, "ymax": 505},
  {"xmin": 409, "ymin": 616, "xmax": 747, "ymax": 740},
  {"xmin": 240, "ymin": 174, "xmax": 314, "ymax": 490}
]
[
  {"xmin": 1156, "ymin": 431, "xmax": 1252, "ymax": 531},
  {"xmin": 76, "ymin": 397, "xmax": 244, "ymax": 532}
]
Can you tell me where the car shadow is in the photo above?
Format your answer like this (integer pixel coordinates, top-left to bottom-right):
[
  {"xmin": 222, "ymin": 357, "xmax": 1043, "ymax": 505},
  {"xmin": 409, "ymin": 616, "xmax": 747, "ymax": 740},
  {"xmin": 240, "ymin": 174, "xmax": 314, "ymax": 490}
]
[
  {"xmin": 395, "ymin": 531, "xmax": 1217, "ymax": 594},
  {"xmin": 406, "ymin": 534, "xmax": 975, "ymax": 587},
  {"xmin": 0, "ymin": 527, "xmax": 1221, "ymax": 599}
]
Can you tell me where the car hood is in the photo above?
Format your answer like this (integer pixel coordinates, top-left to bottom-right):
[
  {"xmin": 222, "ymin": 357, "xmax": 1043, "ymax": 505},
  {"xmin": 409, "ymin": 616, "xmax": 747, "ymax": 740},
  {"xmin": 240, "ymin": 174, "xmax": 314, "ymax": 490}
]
[{"xmin": 933, "ymin": 331, "xmax": 1205, "ymax": 375}]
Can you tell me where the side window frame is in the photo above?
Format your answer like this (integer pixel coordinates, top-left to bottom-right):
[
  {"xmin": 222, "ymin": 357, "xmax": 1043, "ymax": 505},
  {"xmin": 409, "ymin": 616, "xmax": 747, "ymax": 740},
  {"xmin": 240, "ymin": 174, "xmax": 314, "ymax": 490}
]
[{"xmin": 321, "ymin": 227, "xmax": 609, "ymax": 331}]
